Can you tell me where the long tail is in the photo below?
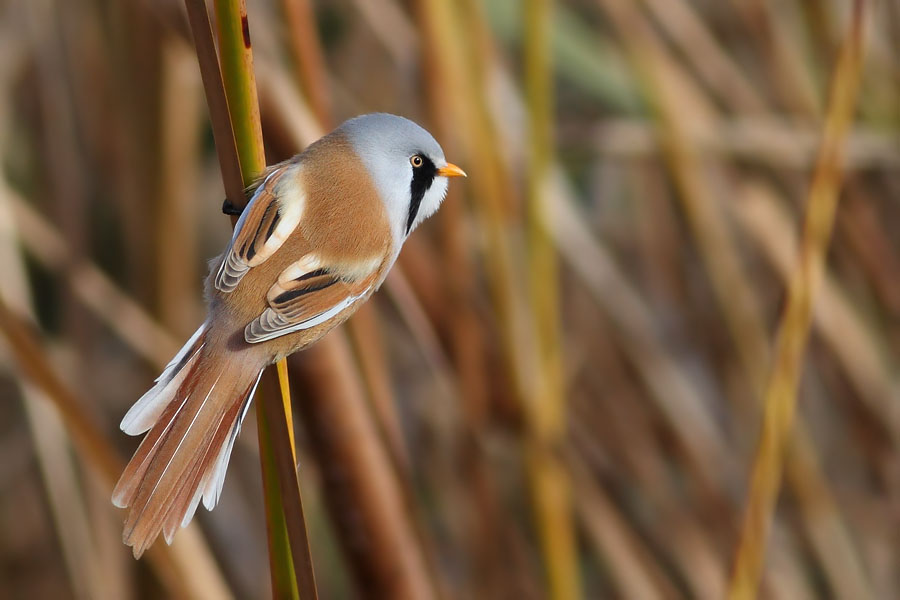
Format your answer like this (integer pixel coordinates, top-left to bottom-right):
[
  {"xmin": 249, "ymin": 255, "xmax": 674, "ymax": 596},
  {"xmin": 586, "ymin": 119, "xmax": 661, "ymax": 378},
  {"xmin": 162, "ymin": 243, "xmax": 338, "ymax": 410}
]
[{"xmin": 112, "ymin": 323, "xmax": 264, "ymax": 557}]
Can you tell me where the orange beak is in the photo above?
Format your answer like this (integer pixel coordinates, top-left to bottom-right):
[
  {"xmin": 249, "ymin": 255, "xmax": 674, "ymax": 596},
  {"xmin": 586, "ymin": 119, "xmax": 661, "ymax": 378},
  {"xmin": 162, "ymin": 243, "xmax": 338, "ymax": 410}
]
[{"xmin": 437, "ymin": 162, "xmax": 467, "ymax": 178}]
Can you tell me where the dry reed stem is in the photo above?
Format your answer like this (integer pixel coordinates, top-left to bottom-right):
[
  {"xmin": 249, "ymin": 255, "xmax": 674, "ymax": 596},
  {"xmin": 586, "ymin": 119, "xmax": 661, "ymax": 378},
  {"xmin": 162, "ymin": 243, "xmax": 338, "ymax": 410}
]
[
  {"xmin": 524, "ymin": 0, "xmax": 580, "ymax": 597},
  {"xmin": 570, "ymin": 391, "xmax": 726, "ymax": 599},
  {"xmin": 280, "ymin": 0, "xmax": 332, "ymax": 128},
  {"xmin": 186, "ymin": 0, "xmax": 316, "ymax": 595},
  {"xmin": 736, "ymin": 181, "xmax": 899, "ymax": 438},
  {"xmin": 444, "ymin": 0, "xmax": 737, "ymax": 503},
  {"xmin": 21, "ymin": 389, "xmax": 109, "ymax": 600},
  {"xmin": 728, "ymin": 2, "xmax": 867, "ymax": 597},
  {"xmin": 289, "ymin": 341, "xmax": 438, "ymax": 599},
  {"xmin": 447, "ymin": 0, "xmax": 534, "ymax": 401},
  {"xmin": 840, "ymin": 188, "xmax": 900, "ymax": 316},
  {"xmin": 383, "ymin": 271, "xmax": 458, "ymax": 401},
  {"xmin": 348, "ymin": 0, "xmax": 417, "ymax": 66},
  {"xmin": 730, "ymin": 0, "xmax": 822, "ymax": 117},
  {"xmin": 524, "ymin": 0, "xmax": 562, "ymax": 453},
  {"xmin": 158, "ymin": 41, "xmax": 202, "ymax": 336},
  {"xmin": 0, "ymin": 110, "xmax": 226, "ymax": 596},
  {"xmin": 355, "ymin": 0, "xmax": 497, "ymax": 416},
  {"xmin": 413, "ymin": 1, "xmax": 509, "ymax": 592},
  {"xmin": 548, "ymin": 179, "xmax": 731, "ymax": 485},
  {"xmin": 344, "ymin": 306, "xmax": 410, "ymax": 472},
  {"xmin": 183, "ymin": 0, "xmax": 245, "ymax": 208},
  {"xmin": 785, "ymin": 429, "xmax": 872, "ymax": 599},
  {"xmin": 415, "ymin": 1, "xmax": 582, "ymax": 595},
  {"xmin": 29, "ymin": 0, "xmax": 92, "ymax": 356},
  {"xmin": 567, "ymin": 331, "xmax": 729, "ymax": 599},
  {"xmin": 598, "ymin": 4, "xmax": 880, "ymax": 595}
]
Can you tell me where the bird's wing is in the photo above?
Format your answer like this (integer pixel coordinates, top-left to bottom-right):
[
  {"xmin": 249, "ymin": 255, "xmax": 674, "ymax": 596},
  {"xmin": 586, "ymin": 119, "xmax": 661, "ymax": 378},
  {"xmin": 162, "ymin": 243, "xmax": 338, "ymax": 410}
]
[
  {"xmin": 244, "ymin": 257, "xmax": 382, "ymax": 343},
  {"xmin": 213, "ymin": 143, "xmax": 393, "ymax": 343},
  {"xmin": 214, "ymin": 164, "xmax": 303, "ymax": 293}
]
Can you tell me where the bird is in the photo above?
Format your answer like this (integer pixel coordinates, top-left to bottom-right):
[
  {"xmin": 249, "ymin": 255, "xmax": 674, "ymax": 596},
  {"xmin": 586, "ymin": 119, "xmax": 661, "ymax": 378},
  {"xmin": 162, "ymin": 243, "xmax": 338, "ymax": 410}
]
[{"xmin": 111, "ymin": 113, "xmax": 466, "ymax": 557}]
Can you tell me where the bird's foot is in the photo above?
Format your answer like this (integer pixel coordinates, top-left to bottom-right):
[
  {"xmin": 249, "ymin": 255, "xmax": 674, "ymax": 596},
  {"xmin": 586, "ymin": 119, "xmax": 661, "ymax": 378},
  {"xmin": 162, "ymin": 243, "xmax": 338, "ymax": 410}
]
[{"xmin": 222, "ymin": 198, "xmax": 245, "ymax": 216}]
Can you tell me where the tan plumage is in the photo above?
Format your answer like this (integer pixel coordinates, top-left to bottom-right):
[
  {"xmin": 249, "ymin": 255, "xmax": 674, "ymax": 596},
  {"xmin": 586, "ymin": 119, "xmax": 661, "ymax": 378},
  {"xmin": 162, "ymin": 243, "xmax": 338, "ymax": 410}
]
[{"xmin": 112, "ymin": 114, "xmax": 465, "ymax": 556}]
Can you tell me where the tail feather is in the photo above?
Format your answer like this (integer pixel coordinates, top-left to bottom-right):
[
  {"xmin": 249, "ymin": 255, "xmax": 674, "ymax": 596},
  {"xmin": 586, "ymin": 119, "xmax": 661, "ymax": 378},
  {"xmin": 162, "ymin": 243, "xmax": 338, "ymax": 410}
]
[
  {"xmin": 120, "ymin": 324, "xmax": 206, "ymax": 436},
  {"xmin": 123, "ymin": 373, "xmax": 223, "ymax": 557},
  {"xmin": 202, "ymin": 370, "xmax": 262, "ymax": 510},
  {"xmin": 111, "ymin": 387, "xmax": 194, "ymax": 510},
  {"xmin": 112, "ymin": 325, "xmax": 264, "ymax": 557},
  {"xmin": 160, "ymin": 401, "xmax": 234, "ymax": 545},
  {"xmin": 160, "ymin": 385, "xmax": 248, "ymax": 544}
]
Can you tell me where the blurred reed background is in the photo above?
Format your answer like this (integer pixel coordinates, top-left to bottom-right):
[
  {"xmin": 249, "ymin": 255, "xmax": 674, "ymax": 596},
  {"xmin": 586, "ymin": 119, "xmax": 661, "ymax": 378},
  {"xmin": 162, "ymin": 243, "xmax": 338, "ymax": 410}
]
[{"xmin": 0, "ymin": 0, "xmax": 898, "ymax": 598}]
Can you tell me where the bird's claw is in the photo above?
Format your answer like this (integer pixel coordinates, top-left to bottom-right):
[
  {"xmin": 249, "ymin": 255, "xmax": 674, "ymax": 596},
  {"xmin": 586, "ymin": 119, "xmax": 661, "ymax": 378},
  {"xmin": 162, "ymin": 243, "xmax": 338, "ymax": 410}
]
[{"xmin": 222, "ymin": 198, "xmax": 244, "ymax": 216}]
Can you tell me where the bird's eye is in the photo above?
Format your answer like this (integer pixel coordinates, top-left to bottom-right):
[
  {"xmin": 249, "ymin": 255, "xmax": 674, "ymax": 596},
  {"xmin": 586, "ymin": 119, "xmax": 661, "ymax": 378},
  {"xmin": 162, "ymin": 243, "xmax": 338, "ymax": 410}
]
[{"xmin": 410, "ymin": 155, "xmax": 424, "ymax": 168}]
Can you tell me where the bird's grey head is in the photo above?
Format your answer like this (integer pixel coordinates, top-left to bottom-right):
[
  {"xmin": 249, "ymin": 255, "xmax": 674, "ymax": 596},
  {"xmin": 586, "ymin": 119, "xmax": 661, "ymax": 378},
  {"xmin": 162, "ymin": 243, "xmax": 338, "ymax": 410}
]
[{"xmin": 339, "ymin": 113, "xmax": 452, "ymax": 243}]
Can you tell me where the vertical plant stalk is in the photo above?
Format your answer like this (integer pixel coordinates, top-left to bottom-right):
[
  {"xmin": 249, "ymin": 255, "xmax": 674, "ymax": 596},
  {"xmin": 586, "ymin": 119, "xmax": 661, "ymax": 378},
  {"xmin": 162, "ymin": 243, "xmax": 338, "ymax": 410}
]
[
  {"xmin": 727, "ymin": 2, "xmax": 866, "ymax": 598},
  {"xmin": 186, "ymin": 0, "xmax": 317, "ymax": 597},
  {"xmin": 408, "ymin": 2, "xmax": 511, "ymax": 593},
  {"xmin": 259, "ymin": 368, "xmax": 319, "ymax": 599},
  {"xmin": 256, "ymin": 375, "xmax": 300, "ymax": 600},
  {"xmin": 524, "ymin": 0, "xmax": 580, "ymax": 598},
  {"xmin": 418, "ymin": 0, "xmax": 565, "ymax": 594},
  {"xmin": 213, "ymin": 0, "xmax": 265, "ymax": 175},
  {"xmin": 289, "ymin": 342, "xmax": 438, "ymax": 600},
  {"xmin": 453, "ymin": 0, "xmax": 533, "ymax": 404},
  {"xmin": 281, "ymin": 0, "xmax": 332, "ymax": 128},
  {"xmin": 158, "ymin": 42, "xmax": 202, "ymax": 337}
]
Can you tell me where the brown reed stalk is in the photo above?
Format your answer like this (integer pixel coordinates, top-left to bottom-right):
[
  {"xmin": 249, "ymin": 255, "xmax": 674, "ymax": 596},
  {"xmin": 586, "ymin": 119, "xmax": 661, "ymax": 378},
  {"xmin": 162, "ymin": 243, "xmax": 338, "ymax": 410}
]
[
  {"xmin": 735, "ymin": 181, "xmax": 899, "ymax": 441},
  {"xmin": 412, "ymin": 0, "xmax": 490, "ymax": 416},
  {"xmin": 288, "ymin": 343, "xmax": 438, "ymax": 599},
  {"xmin": 410, "ymin": 2, "xmax": 511, "ymax": 592},
  {"xmin": 280, "ymin": 0, "xmax": 332, "ymax": 128},
  {"xmin": 184, "ymin": 0, "xmax": 317, "ymax": 596},
  {"xmin": 157, "ymin": 41, "xmax": 202, "ymax": 337},
  {"xmin": 411, "ymin": 0, "xmax": 582, "ymax": 595},
  {"xmin": 728, "ymin": 2, "xmax": 867, "ymax": 597},
  {"xmin": 442, "ymin": 0, "xmax": 532, "ymax": 403},
  {"xmin": 728, "ymin": 0, "xmax": 821, "ymax": 118},
  {"xmin": 523, "ymin": 0, "xmax": 580, "ymax": 597}
]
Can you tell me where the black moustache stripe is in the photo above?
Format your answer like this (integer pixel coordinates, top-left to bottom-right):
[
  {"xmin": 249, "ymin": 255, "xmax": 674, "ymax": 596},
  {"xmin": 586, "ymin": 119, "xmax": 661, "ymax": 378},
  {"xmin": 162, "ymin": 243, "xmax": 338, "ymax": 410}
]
[{"xmin": 407, "ymin": 156, "xmax": 437, "ymax": 235}]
